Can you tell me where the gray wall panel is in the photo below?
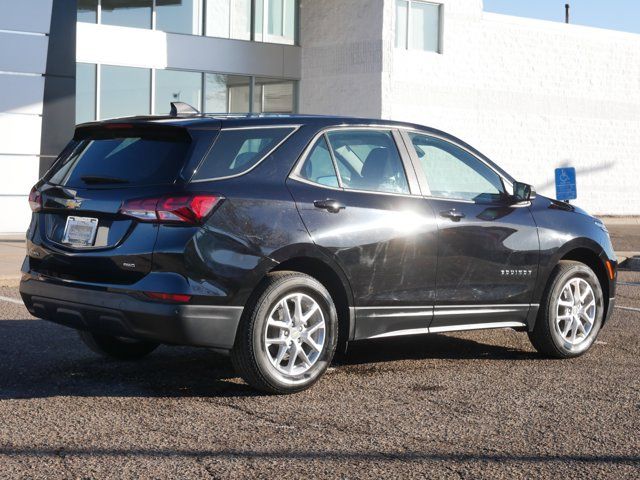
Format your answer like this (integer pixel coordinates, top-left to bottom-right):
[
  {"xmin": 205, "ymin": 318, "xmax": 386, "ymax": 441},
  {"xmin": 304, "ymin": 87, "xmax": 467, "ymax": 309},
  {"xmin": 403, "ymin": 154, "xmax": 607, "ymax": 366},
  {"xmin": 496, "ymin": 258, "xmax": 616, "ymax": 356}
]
[
  {"xmin": 0, "ymin": 0, "xmax": 53, "ymax": 34},
  {"xmin": 0, "ymin": 32, "xmax": 48, "ymax": 74},
  {"xmin": 0, "ymin": 74, "xmax": 45, "ymax": 115}
]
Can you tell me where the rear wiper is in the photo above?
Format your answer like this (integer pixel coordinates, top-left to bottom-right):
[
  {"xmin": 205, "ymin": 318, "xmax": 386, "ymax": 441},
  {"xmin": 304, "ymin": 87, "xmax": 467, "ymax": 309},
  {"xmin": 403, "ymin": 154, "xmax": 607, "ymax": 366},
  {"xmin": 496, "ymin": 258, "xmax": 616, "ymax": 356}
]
[{"xmin": 80, "ymin": 175, "xmax": 130, "ymax": 185}]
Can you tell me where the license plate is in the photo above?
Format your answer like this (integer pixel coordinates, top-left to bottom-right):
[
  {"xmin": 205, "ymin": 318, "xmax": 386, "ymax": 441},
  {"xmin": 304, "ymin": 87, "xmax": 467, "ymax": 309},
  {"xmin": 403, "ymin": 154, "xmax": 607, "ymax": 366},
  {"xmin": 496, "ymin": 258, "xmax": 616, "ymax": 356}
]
[{"xmin": 62, "ymin": 216, "xmax": 99, "ymax": 247}]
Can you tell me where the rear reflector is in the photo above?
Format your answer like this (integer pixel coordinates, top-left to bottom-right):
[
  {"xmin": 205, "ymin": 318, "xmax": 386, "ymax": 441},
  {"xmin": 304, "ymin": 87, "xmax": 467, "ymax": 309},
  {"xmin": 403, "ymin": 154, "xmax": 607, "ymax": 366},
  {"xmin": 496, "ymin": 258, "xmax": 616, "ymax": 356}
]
[
  {"xmin": 28, "ymin": 187, "xmax": 42, "ymax": 212},
  {"xmin": 144, "ymin": 292, "xmax": 192, "ymax": 303},
  {"xmin": 121, "ymin": 194, "xmax": 222, "ymax": 225}
]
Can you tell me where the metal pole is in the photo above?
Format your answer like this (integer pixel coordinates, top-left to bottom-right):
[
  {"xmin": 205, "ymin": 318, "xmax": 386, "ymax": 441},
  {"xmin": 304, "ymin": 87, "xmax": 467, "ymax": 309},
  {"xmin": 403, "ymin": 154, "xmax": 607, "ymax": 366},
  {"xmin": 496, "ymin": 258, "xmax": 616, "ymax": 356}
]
[{"xmin": 565, "ymin": 3, "xmax": 570, "ymax": 24}]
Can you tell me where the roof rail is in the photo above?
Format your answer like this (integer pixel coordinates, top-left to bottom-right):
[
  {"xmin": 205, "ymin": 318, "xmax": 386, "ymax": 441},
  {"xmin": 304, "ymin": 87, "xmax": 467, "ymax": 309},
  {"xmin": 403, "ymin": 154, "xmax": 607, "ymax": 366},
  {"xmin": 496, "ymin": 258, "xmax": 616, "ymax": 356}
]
[{"xmin": 170, "ymin": 102, "xmax": 200, "ymax": 117}]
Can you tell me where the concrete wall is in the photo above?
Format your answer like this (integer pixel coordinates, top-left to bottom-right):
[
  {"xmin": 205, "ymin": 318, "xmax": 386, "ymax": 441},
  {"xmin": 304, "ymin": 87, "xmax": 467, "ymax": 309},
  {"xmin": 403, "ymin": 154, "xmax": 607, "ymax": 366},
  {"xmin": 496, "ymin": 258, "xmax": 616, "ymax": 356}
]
[
  {"xmin": 385, "ymin": 0, "xmax": 640, "ymax": 215},
  {"xmin": 301, "ymin": 0, "xmax": 640, "ymax": 216},
  {"xmin": 299, "ymin": 0, "xmax": 385, "ymax": 118}
]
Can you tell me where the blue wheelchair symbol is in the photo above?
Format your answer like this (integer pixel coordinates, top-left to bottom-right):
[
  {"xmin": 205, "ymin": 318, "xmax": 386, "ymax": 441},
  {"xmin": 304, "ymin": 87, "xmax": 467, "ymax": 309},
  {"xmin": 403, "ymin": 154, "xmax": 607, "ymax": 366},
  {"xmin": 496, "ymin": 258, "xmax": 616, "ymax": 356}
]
[{"xmin": 555, "ymin": 167, "xmax": 577, "ymax": 201}]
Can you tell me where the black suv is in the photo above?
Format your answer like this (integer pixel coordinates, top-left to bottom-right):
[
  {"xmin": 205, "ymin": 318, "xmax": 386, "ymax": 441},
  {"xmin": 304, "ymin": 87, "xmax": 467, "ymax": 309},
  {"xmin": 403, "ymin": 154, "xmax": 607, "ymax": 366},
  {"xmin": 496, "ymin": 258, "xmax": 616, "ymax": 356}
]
[{"xmin": 20, "ymin": 110, "xmax": 617, "ymax": 393}]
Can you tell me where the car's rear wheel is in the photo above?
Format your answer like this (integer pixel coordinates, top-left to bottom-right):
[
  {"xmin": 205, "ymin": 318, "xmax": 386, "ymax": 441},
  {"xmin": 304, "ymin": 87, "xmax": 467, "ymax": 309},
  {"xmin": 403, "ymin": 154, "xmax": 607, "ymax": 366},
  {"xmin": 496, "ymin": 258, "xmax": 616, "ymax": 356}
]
[
  {"xmin": 78, "ymin": 331, "xmax": 159, "ymax": 360},
  {"xmin": 231, "ymin": 271, "xmax": 338, "ymax": 394},
  {"xmin": 529, "ymin": 260, "xmax": 604, "ymax": 358}
]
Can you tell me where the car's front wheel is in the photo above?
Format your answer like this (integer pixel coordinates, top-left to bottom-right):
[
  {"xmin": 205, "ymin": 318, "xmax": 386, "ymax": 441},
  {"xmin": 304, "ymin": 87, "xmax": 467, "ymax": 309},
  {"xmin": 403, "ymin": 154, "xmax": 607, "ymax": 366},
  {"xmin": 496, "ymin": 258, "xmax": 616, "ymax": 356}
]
[
  {"xmin": 231, "ymin": 271, "xmax": 338, "ymax": 394},
  {"xmin": 529, "ymin": 260, "xmax": 604, "ymax": 358},
  {"xmin": 78, "ymin": 331, "xmax": 159, "ymax": 360}
]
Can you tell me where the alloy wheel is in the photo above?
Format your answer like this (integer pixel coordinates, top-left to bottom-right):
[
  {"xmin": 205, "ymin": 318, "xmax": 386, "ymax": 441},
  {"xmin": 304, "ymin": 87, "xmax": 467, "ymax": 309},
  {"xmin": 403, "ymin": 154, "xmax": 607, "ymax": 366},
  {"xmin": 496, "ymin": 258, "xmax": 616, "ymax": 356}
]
[
  {"xmin": 555, "ymin": 277, "xmax": 597, "ymax": 346},
  {"xmin": 264, "ymin": 292, "xmax": 326, "ymax": 377}
]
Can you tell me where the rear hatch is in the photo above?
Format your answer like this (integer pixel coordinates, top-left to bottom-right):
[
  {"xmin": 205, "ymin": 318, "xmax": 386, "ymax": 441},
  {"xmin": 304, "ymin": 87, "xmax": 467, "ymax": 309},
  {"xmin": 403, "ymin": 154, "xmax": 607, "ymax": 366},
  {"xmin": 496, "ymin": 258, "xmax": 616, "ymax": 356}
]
[{"xmin": 29, "ymin": 122, "xmax": 212, "ymax": 284}]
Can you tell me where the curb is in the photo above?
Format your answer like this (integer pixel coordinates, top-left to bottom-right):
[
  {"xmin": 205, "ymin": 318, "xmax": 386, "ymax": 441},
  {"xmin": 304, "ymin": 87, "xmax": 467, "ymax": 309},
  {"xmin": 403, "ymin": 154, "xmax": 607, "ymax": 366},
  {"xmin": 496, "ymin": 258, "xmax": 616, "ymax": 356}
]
[{"xmin": 600, "ymin": 217, "xmax": 640, "ymax": 226}]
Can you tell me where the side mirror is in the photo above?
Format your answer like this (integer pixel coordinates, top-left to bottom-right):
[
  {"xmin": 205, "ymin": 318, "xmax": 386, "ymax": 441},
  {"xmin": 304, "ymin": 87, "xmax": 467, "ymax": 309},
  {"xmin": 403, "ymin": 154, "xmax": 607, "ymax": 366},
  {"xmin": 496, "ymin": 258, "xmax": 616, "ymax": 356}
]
[{"xmin": 512, "ymin": 181, "xmax": 536, "ymax": 202}]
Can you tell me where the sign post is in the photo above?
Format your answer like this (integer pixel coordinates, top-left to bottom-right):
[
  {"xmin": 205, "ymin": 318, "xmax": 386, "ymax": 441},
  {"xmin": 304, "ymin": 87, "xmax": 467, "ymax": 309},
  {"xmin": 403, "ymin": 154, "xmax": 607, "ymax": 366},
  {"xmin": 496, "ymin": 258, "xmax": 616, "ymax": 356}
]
[{"xmin": 555, "ymin": 167, "xmax": 577, "ymax": 202}]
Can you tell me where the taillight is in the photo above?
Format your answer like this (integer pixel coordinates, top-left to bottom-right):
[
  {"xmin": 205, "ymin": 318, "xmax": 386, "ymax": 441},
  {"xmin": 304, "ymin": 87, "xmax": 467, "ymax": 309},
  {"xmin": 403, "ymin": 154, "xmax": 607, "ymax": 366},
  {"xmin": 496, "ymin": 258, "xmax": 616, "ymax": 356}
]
[
  {"xmin": 28, "ymin": 187, "xmax": 42, "ymax": 212},
  {"xmin": 120, "ymin": 194, "xmax": 222, "ymax": 225},
  {"xmin": 144, "ymin": 292, "xmax": 192, "ymax": 303}
]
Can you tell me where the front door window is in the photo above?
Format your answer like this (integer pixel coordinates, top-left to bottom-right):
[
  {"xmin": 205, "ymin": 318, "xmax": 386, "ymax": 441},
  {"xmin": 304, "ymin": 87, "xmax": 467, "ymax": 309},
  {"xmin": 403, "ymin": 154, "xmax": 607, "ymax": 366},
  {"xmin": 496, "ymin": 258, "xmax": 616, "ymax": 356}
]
[{"xmin": 408, "ymin": 133, "xmax": 504, "ymax": 202}]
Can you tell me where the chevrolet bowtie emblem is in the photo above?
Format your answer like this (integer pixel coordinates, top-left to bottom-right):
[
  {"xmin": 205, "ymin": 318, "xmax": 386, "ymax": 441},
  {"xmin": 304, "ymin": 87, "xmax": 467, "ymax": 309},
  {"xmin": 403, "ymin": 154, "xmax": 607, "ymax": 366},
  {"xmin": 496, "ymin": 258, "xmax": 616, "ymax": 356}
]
[{"xmin": 64, "ymin": 199, "xmax": 83, "ymax": 209}]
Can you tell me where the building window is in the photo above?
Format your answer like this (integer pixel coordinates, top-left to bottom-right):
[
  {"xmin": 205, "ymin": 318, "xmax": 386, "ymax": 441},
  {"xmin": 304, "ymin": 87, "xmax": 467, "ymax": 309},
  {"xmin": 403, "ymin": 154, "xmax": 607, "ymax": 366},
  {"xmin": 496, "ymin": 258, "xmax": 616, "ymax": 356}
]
[
  {"xmin": 156, "ymin": 0, "xmax": 202, "ymax": 35},
  {"xmin": 101, "ymin": 0, "xmax": 153, "ymax": 29},
  {"xmin": 77, "ymin": 0, "xmax": 98, "ymax": 23},
  {"xmin": 77, "ymin": 64, "xmax": 296, "ymax": 122},
  {"xmin": 254, "ymin": 78, "xmax": 295, "ymax": 113},
  {"xmin": 204, "ymin": 0, "xmax": 252, "ymax": 40},
  {"xmin": 155, "ymin": 70, "xmax": 203, "ymax": 115},
  {"xmin": 77, "ymin": 0, "xmax": 298, "ymax": 45},
  {"xmin": 395, "ymin": 0, "xmax": 441, "ymax": 53},
  {"xmin": 76, "ymin": 63, "xmax": 96, "ymax": 124},
  {"xmin": 205, "ymin": 74, "xmax": 251, "ymax": 112},
  {"xmin": 100, "ymin": 65, "xmax": 151, "ymax": 119},
  {"xmin": 255, "ymin": 0, "xmax": 296, "ymax": 45}
]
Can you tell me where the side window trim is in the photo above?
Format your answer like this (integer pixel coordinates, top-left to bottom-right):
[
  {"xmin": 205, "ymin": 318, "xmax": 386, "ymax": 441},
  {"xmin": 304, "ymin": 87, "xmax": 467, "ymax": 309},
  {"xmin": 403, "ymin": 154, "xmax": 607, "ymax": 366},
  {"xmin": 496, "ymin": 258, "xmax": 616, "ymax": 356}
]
[
  {"xmin": 399, "ymin": 129, "xmax": 431, "ymax": 197},
  {"xmin": 291, "ymin": 126, "xmax": 421, "ymax": 196},
  {"xmin": 324, "ymin": 132, "xmax": 345, "ymax": 189},
  {"xmin": 393, "ymin": 129, "xmax": 424, "ymax": 196},
  {"xmin": 399, "ymin": 129, "xmax": 510, "ymax": 203}
]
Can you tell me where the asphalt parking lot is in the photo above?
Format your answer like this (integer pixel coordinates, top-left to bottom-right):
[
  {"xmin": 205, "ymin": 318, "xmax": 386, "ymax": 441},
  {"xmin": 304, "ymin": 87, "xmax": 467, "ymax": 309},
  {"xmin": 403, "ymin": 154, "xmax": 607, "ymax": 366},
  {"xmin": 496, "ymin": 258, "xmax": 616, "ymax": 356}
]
[{"xmin": 0, "ymin": 275, "xmax": 638, "ymax": 479}]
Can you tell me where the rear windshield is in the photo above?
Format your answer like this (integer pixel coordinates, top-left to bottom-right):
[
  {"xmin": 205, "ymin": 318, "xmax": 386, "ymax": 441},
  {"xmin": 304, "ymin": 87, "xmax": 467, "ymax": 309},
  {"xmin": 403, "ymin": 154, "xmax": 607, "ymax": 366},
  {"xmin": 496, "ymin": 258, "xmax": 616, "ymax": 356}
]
[
  {"xmin": 47, "ymin": 136, "xmax": 191, "ymax": 188},
  {"xmin": 191, "ymin": 127, "xmax": 294, "ymax": 181}
]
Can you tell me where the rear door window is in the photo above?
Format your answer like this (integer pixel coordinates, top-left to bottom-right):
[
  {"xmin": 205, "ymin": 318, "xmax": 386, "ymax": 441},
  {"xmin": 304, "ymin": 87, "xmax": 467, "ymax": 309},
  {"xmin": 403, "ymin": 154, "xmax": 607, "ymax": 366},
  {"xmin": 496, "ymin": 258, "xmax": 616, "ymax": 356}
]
[
  {"xmin": 192, "ymin": 127, "xmax": 294, "ymax": 181},
  {"xmin": 47, "ymin": 136, "xmax": 191, "ymax": 187},
  {"xmin": 326, "ymin": 129, "xmax": 410, "ymax": 194}
]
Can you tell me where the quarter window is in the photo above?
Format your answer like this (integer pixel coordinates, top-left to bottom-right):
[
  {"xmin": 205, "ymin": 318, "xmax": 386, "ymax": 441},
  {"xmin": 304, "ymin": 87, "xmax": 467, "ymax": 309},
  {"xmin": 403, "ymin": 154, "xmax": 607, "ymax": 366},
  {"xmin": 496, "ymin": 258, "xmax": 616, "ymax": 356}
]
[
  {"xmin": 326, "ymin": 130, "xmax": 410, "ymax": 195},
  {"xmin": 408, "ymin": 133, "xmax": 504, "ymax": 202},
  {"xmin": 192, "ymin": 128, "xmax": 294, "ymax": 180}
]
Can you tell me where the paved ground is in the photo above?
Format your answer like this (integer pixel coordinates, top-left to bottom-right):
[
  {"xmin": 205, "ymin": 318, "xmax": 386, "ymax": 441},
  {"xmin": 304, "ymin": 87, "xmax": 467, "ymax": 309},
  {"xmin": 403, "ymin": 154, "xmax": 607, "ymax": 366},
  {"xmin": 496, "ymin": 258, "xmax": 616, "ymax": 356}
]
[
  {"xmin": 605, "ymin": 221, "xmax": 640, "ymax": 260},
  {"xmin": 0, "ymin": 237, "xmax": 24, "ymax": 286},
  {"xmin": 0, "ymin": 274, "xmax": 638, "ymax": 478}
]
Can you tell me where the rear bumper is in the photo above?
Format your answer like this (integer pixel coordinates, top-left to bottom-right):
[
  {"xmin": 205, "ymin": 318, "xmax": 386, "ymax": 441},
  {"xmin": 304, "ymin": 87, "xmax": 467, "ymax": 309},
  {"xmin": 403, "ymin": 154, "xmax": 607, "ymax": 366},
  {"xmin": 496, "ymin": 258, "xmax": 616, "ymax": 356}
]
[{"xmin": 19, "ymin": 275, "xmax": 243, "ymax": 351}]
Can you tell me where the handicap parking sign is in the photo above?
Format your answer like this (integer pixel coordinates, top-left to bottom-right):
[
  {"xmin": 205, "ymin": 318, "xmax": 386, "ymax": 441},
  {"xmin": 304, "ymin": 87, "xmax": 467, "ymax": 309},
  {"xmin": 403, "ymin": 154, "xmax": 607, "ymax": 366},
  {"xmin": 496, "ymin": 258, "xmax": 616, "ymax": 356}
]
[{"xmin": 555, "ymin": 167, "xmax": 577, "ymax": 201}]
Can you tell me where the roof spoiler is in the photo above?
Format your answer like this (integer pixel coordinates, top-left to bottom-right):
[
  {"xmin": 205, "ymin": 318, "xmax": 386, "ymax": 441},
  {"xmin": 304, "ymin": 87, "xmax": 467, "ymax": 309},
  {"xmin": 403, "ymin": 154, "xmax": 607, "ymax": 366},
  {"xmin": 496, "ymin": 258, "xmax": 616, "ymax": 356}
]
[
  {"xmin": 74, "ymin": 123, "xmax": 192, "ymax": 142},
  {"xmin": 170, "ymin": 102, "xmax": 200, "ymax": 117}
]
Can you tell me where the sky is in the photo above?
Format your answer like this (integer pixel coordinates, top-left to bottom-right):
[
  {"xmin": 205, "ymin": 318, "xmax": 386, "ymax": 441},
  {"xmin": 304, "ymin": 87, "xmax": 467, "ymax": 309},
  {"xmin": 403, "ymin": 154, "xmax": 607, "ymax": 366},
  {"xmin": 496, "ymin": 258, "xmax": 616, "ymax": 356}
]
[{"xmin": 483, "ymin": 0, "xmax": 640, "ymax": 35}]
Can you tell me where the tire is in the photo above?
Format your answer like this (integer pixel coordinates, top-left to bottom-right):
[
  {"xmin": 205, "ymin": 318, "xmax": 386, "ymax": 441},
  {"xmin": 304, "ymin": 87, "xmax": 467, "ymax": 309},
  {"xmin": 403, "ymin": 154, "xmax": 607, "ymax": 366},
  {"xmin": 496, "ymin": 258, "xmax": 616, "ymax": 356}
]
[
  {"xmin": 231, "ymin": 271, "xmax": 338, "ymax": 394},
  {"xmin": 78, "ymin": 331, "xmax": 159, "ymax": 360},
  {"xmin": 528, "ymin": 260, "xmax": 604, "ymax": 358}
]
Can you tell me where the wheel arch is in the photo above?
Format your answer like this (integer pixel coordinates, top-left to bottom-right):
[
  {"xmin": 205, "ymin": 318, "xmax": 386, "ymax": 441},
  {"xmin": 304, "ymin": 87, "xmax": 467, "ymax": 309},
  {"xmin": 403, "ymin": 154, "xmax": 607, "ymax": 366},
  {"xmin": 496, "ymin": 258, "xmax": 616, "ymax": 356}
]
[
  {"xmin": 559, "ymin": 247, "xmax": 610, "ymax": 321},
  {"xmin": 532, "ymin": 237, "xmax": 613, "ymax": 330},
  {"xmin": 268, "ymin": 249, "xmax": 355, "ymax": 350}
]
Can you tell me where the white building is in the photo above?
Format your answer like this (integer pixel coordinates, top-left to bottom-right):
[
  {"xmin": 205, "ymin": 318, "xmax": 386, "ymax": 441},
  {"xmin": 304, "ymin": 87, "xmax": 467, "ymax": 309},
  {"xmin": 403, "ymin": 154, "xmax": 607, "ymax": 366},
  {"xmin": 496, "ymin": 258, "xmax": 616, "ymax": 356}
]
[{"xmin": 1, "ymin": 0, "xmax": 639, "ymax": 234}]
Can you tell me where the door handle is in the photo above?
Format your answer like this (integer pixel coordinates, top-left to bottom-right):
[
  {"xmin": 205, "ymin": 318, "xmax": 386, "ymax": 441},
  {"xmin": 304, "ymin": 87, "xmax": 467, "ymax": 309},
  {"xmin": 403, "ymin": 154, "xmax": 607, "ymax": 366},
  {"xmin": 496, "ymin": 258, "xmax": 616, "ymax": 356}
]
[
  {"xmin": 440, "ymin": 209, "xmax": 465, "ymax": 221},
  {"xmin": 314, "ymin": 199, "xmax": 346, "ymax": 213}
]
